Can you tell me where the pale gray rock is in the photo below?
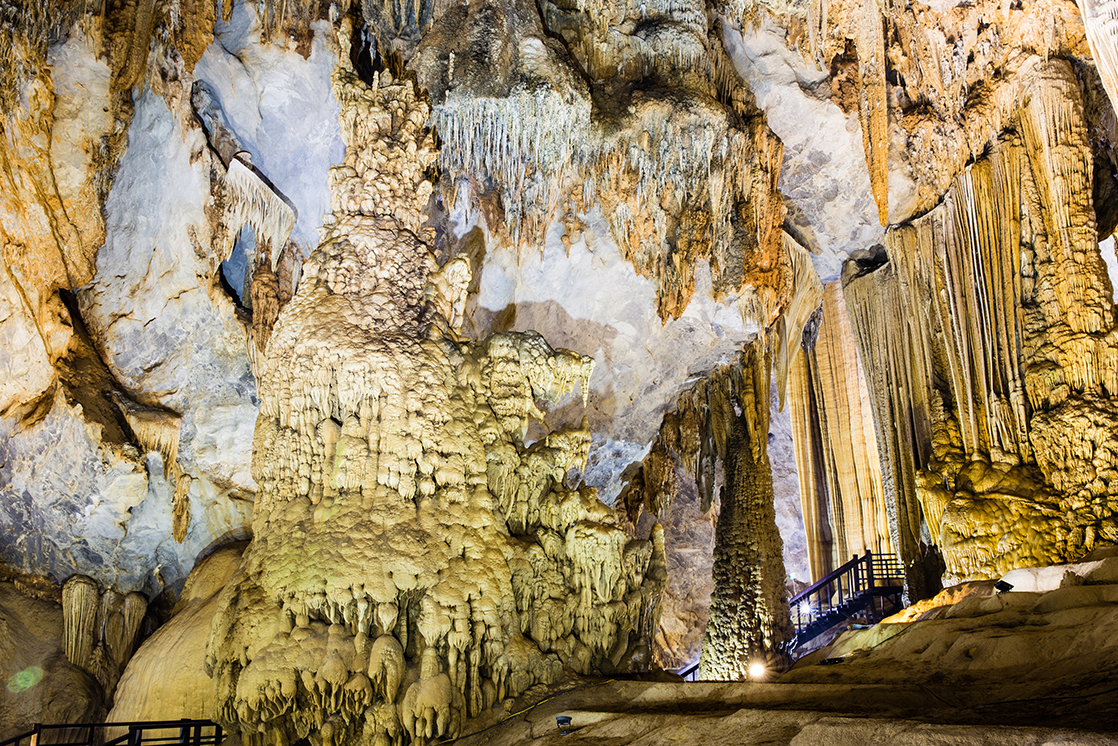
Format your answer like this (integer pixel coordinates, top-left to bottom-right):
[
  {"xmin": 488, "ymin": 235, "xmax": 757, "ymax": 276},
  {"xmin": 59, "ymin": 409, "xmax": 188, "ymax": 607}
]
[
  {"xmin": 194, "ymin": 2, "xmax": 345, "ymax": 257},
  {"xmin": 0, "ymin": 389, "xmax": 251, "ymax": 595},
  {"xmin": 465, "ymin": 206, "xmax": 765, "ymax": 505},
  {"xmin": 77, "ymin": 5, "xmax": 343, "ymax": 507},
  {"xmin": 722, "ymin": 19, "xmax": 888, "ymax": 282},
  {"xmin": 77, "ymin": 80, "xmax": 258, "ymax": 494}
]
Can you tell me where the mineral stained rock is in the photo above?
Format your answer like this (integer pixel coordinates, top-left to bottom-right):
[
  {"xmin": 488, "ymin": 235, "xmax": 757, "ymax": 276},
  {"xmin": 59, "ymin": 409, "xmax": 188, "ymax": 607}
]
[
  {"xmin": 205, "ymin": 48, "xmax": 665, "ymax": 746},
  {"xmin": 841, "ymin": 57, "xmax": 1118, "ymax": 588}
]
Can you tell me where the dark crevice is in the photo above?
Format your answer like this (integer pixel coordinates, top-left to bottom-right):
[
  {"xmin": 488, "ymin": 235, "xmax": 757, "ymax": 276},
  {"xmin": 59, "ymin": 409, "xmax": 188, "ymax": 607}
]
[{"xmin": 56, "ymin": 289, "xmax": 133, "ymax": 447}]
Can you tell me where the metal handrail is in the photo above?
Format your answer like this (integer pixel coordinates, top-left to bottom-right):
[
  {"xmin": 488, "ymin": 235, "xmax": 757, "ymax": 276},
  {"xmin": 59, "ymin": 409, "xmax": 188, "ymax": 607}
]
[
  {"xmin": 789, "ymin": 551, "xmax": 904, "ymax": 642},
  {"xmin": 0, "ymin": 720, "xmax": 222, "ymax": 746}
]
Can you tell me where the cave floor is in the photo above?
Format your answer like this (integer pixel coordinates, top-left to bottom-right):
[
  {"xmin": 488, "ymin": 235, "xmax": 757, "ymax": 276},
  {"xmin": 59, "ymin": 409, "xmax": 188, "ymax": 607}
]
[
  {"xmin": 453, "ymin": 675, "xmax": 1118, "ymax": 745},
  {"xmin": 458, "ymin": 569, "xmax": 1118, "ymax": 745}
]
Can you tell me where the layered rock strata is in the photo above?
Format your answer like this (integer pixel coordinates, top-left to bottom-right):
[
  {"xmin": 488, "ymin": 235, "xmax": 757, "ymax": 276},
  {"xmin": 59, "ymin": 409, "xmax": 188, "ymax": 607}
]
[{"xmin": 205, "ymin": 54, "xmax": 665, "ymax": 746}]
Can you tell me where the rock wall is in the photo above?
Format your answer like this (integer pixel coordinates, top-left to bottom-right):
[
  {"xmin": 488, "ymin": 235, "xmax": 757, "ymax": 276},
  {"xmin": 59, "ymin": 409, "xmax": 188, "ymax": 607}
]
[
  {"xmin": 0, "ymin": 581, "xmax": 101, "ymax": 740},
  {"xmin": 789, "ymin": 282, "xmax": 888, "ymax": 582}
]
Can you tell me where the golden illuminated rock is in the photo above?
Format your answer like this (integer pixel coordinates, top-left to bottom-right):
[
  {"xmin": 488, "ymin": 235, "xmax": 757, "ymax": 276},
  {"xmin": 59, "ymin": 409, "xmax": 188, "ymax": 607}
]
[
  {"xmin": 206, "ymin": 51, "xmax": 665, "ymax": 746},
  {"xmin": 834, "ymin": 57, "xmax": 1118, "ymax": 587},
  {"xmin": 789, "ymin": 282, "xmax": 889, "ymax": 582}
]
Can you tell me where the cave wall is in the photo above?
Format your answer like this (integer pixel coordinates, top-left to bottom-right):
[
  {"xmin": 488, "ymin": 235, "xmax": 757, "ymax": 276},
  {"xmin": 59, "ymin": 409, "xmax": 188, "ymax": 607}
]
[{"xmin": 3, "ymin": 0, "xmax": 1118, "ymax": 725}]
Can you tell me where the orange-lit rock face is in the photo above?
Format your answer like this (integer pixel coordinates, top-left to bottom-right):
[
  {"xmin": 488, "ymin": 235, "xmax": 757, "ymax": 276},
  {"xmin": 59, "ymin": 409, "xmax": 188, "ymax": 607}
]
[{"xmin": 839, "ymin": 57, "xmax": 1118, "ymax": 586}]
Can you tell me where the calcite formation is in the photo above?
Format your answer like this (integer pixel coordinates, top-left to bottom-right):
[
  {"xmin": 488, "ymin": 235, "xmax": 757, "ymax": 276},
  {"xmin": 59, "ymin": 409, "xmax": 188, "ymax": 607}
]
[
  {"xmin": 620, "ymin": 341, "xmax": 794, "ymax": 677},
  {"xmin": 839, "ymin": 57, "xmax": 1118, "ymax": 587},
  {"xmin": 61, "ymin": 574, "xmax": 147, "ymax": 699},
  {"xmin": 789, "ymin": 283, "xmax": 889, "ymax": 581},
  {"xmin": 206, "ymin": 51, "xmax": 664, "ymax": 746},
  {"xmin": 401, "ymin": 0, "xmax": 792, "ymax": 323},
  {"xmin": 696, "ymin": 343, "xmax": 794, "ymax": 679}
]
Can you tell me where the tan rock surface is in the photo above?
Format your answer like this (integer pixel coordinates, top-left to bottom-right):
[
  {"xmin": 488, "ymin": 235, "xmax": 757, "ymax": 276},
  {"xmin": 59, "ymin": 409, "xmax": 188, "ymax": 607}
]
[
  {"xmin": 0, "ymin": 582, "xmax": 100, "ymax": 739},
  {"xmin": 203, "ymin": 50, "xmax": 666, "ymax": 746},
  {"xmin": 109, "ymin": 544, "xmax": 247, "ymax": 725}
]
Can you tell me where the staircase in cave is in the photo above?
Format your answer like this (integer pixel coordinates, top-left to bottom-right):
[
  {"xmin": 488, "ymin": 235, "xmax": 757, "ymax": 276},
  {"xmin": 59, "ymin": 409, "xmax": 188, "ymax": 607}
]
[
  {"xmin": 678, "ymin": 551, "xmax": 906, "ymax": 680},
  {"xmin": 788, "ymin": 551, "xmax": 905, "ymax": 650}
]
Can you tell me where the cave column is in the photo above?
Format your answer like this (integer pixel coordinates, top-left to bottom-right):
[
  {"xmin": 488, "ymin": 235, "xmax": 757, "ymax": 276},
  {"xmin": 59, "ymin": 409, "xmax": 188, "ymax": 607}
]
[{"xmin": 697, "ymin": 341, "xmax": 794, "ymax": 679}]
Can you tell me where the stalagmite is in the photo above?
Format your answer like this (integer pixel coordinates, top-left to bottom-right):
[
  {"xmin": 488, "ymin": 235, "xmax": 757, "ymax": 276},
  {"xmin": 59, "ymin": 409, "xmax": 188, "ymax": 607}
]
[
  {"xmin": 620, "ymin": 338, "xmax": 795, "ymax": 677},
  {"xmin": 696, "ymin": 342, "xmax": 793, "ymax": 679},
  {"xmin": 206, "ymin": 37, "xmax": 664, "ymax": 746}
]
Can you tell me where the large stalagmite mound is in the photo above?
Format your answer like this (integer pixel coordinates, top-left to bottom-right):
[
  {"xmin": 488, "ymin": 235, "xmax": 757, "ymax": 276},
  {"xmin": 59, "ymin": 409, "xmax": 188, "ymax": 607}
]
[{"xmin": 203, "ymin": 48, "xmax": 665, "ymax": 746}]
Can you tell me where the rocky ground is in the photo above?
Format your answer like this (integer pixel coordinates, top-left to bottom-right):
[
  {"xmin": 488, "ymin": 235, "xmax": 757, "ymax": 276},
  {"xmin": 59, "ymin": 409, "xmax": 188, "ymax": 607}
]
[{"xmin": 445, "ymin": 553, "xmax": 1118, "ymax": 744}]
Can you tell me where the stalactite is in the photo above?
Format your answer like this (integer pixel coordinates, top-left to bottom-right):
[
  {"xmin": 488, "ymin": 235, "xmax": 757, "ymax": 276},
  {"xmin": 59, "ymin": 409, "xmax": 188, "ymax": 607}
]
[
  {"xmin": 111, "ymin": 393, "xmax": 181, "ymax": 475},
  {"xmin": 221, "ymin": 158, "xmax": 297, "ymax": 273},
  {"xmin": 841, "ymin": 58, "xmax": 1118, "ymax": 585},
  {"xmin": 412, "ymin": 0, "xmax": 789, "ymax": 322},
  {"xmin": 789, "ymin": 283, "xmax": 888, "ymax": 582},
  {"xmin": 62, "ymin": 575, "xmax": 99, "ymax": 671},
  {"xmin": 853, "ymin": 0, "xmax": 889, "ymax": 225},
  {"xmin": 1077, "ymin": 0, "xmax": 1118, "ymax": 125},
  {"xmin": 772, "ymin": 235, "xmax": 823, "ymax": 410},
  {"xmin": 111, "ymin": 392, "xmax": 192, "ymax": 542},
  {"xmin": 842, "ymin": 246, "xmax": 937, "ymax": 602}
]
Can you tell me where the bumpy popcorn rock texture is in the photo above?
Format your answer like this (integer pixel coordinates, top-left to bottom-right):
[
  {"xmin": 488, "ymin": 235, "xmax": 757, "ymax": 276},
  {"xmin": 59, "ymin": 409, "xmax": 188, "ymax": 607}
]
[
  {"xmin": 206, "ymin": 57, "xmax": 665, "ymax": 746},
  {"xmin": 620, "ymin": 340, "xmax": 794, "ymax": 678}
]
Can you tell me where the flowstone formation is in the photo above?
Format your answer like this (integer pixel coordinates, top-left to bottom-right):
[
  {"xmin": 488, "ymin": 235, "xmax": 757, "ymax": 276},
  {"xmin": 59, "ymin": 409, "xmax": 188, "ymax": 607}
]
[
  {"xmin": 206, "ymin": 55, "xmax": 665, "ymax": 746},
  {"xmin": 788, "ymin": 283, "xmax": 888, "ymax": 581},
  {"xmin": 842, "ymin": 58, "xmax": 1118, "ymax": 587}
]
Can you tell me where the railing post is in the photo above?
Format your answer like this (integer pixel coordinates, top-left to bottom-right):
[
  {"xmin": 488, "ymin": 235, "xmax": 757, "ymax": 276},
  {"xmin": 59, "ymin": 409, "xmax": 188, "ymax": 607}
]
[
  {"xmin": 29, "ymin": 724, "xmax": 40, "ymax": 746},
  {"xmin": 128, "ymin": 725, "xmax": 140, "ymax": 746},
  {"xmin": 215, "ymin": 724, "xmax": 223, "ymax": 746}
]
